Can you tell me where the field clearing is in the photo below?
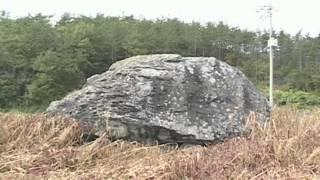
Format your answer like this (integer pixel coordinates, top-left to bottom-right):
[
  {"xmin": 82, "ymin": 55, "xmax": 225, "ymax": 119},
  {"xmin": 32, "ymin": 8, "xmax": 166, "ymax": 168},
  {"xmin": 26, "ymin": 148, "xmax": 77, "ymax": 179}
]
[{"xmin": 0, "ymin": 107, "xmax": 319, "ymax": 179}]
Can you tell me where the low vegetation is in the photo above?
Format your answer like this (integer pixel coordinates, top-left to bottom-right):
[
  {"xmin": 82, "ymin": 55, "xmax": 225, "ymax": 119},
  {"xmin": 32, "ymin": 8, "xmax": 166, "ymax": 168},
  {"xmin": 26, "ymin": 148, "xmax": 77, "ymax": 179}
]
[
  {"xmin": 0, "ymin": 107, "xmax": 319, "ymax": 179},
  {"xmin": 275, "ymin": 90, "xmax": 320, "ymax": 108}
]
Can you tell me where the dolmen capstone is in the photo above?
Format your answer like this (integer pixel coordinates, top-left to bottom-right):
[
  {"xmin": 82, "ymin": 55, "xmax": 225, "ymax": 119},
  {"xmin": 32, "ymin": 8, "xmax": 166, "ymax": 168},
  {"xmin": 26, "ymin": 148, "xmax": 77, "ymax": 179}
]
[{"xmin": 47, "ymin": 54, "xmax": 270, "ymax": 145}]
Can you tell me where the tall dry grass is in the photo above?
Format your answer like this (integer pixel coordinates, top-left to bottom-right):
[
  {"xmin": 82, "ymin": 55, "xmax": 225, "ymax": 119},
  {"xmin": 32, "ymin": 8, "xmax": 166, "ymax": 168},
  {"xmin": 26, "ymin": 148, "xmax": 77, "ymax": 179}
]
[{"xmin": 0, "ymin": 107, "xmax": 319, "ymax": 179}]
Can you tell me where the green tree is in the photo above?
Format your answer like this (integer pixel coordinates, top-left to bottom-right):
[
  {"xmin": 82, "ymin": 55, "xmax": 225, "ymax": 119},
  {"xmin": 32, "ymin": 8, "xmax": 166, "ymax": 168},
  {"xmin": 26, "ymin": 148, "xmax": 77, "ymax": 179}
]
[{"xmin": 27, "ymin": 51, "xmax": 86, "ymax": 105}]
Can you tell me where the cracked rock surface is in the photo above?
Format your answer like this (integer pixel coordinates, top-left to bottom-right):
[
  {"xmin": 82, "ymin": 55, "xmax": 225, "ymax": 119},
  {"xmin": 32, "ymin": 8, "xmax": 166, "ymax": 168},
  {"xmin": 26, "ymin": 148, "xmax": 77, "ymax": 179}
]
[{"xmin": 46, "ymin": 54, "xmax": 270, "ymax": 144}]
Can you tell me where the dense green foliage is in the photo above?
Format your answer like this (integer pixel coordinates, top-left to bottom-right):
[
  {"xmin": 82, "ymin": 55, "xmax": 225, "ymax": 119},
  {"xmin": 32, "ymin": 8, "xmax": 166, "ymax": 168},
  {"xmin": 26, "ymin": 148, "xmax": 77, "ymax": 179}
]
[
  {"xmin": 0, "ymin": 12, "xmax": 319, "ymax": 110},
  {"xmin": 275, "ymin": 90, "xmax": 320, "ymax": 108}
]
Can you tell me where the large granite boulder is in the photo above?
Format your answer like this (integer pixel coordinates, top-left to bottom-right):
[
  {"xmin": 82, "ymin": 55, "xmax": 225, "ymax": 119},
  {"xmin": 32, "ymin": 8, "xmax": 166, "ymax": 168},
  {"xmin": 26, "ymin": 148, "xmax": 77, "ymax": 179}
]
[{"xmin": 47, "ymin": 54, "xmax": 270, "ymax": 145}]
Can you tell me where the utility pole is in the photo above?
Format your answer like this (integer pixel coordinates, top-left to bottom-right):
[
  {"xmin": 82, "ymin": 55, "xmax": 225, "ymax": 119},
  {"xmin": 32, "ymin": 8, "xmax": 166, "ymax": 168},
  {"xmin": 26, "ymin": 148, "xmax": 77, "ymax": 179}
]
[
  {"xmin": 258, "ymin": 3, "xmax": 278, "ymax": 107},
  {"xmin": 268, "ymin": 5, "xmax": 274, "ymax": 107}
]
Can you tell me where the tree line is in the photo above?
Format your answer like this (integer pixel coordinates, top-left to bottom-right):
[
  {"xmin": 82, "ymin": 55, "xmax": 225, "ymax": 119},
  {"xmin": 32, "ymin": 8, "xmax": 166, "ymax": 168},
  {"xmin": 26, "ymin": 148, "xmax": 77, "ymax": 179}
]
[{"xmin": 0, "ymin": 12, "xmax": 319, "ymax": 110}]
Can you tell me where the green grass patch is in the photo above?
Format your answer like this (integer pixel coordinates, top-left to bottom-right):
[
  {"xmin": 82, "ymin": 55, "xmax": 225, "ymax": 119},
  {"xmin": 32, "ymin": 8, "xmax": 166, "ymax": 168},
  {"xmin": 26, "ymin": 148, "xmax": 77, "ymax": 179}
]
[{"xmin": 275, "ymin": 90, "xmax": 320, "ymax": 108}]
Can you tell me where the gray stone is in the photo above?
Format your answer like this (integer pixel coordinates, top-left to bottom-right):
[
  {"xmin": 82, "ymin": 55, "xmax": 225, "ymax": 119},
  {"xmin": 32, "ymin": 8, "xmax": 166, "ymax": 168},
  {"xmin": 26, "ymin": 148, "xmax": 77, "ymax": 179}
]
[{"xmin": 46, "ymin": 54, "xmax": 270, "ymax": 144}]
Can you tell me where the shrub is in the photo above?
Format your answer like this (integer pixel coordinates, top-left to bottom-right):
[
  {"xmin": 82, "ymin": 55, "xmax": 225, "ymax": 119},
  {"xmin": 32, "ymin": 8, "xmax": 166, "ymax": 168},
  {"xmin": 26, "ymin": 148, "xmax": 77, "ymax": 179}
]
[{"xmin": 275, "ymin": 90, "xmax": 320, "ymax": 108}]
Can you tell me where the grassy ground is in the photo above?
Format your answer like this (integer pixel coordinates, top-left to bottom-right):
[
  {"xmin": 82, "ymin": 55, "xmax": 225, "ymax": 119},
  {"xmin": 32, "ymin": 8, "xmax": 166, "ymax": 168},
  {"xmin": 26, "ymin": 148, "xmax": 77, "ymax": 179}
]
[{"xmin": 0, "ymin": 107, "xmax": 319, "ymax": 179}]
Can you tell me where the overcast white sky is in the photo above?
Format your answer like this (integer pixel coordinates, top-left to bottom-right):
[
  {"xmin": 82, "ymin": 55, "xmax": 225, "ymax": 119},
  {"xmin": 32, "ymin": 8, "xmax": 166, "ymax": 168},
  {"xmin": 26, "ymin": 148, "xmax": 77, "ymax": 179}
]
[{"xmin": 1, "ymin": 0, "xmax": 320, "ymax": 36}]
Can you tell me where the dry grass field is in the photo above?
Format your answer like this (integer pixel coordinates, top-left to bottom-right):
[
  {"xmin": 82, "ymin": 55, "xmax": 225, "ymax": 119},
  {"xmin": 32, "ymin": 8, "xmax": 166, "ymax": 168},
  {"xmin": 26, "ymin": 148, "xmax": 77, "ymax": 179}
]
[{"xmin": 0, "ymin": 107, "xmax": 319, "ymax": 179}]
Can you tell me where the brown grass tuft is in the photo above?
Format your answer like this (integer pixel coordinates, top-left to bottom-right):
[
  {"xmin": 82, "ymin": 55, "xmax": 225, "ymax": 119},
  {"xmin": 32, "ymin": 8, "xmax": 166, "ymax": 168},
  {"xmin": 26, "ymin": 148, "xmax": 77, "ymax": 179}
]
[{"xmin": 0, "ymin": 107, "xmax": 319, "ymax": 179}]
